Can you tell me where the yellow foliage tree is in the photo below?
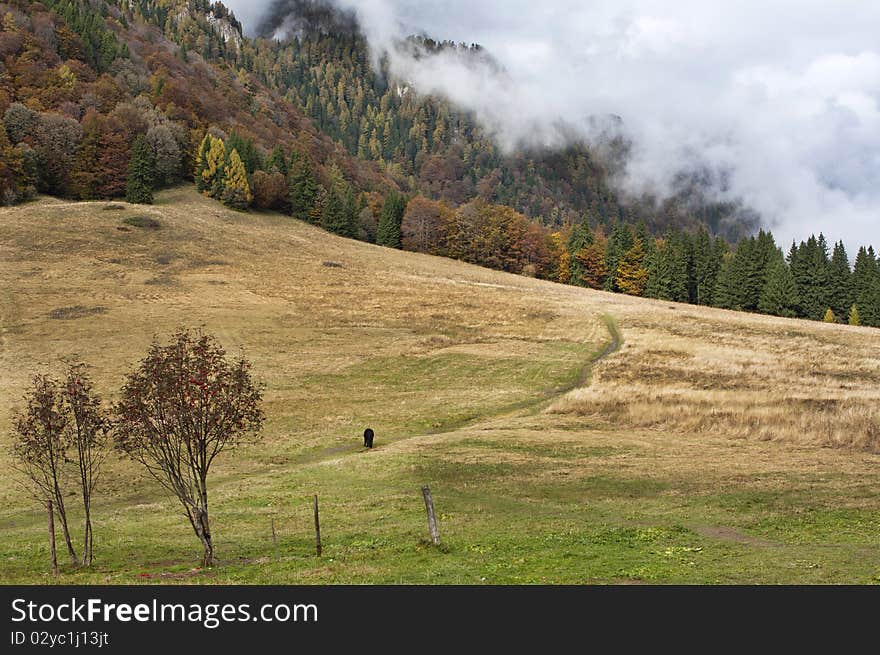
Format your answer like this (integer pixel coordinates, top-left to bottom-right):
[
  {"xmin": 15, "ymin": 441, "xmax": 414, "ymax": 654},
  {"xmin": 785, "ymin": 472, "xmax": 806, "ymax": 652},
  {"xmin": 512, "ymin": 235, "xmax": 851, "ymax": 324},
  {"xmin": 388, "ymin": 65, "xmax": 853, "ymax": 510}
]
[
  {"xmin": 849, "ymin": 305, "xmax": 860, "ymax": 326},
  {"xmin": 616, "ymin": 239, "xmax": 648, "ymax": 296},
  {"xmin": 221, "ymin": 149, "xmax": 253, "ymax": 210},
  {"xmin": 200, "ymin": 135, "xmax": 226, "ymax": 199},
  {"xmin": 823, "ymin": 308, "xmax": 836, "ymax": 323},
  {"xmin": 549, "ymin": 232, "xmax": 570, "ymax": 284}
]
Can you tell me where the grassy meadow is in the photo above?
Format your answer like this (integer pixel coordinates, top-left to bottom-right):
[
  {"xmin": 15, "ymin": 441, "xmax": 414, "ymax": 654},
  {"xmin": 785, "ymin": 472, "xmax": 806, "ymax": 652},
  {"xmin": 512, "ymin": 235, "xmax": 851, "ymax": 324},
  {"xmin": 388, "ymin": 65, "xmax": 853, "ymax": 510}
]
[{"xmin": 1, "ymin": 188, "xmax": 879, "ymax": 584}]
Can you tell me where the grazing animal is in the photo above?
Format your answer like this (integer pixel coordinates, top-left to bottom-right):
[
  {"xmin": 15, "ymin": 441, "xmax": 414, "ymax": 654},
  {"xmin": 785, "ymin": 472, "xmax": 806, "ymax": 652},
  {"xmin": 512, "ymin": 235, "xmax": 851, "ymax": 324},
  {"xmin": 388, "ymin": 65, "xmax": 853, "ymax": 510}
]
[{"xmin": 363, "ymin": 428, "xmax": 375, "ymax": 449}]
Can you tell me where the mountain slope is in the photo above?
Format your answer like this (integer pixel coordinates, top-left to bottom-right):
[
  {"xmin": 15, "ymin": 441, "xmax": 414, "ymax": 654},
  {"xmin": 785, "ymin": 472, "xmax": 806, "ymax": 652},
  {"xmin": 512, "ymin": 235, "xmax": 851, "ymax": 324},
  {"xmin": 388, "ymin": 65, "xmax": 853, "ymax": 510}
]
[
  {"xmin": 0, "ymin": 0, "xmax": 397, "ymax": 201},
  {"xmin": 2, "ymin": 1, "xmax": 877, "ymax": 326}
]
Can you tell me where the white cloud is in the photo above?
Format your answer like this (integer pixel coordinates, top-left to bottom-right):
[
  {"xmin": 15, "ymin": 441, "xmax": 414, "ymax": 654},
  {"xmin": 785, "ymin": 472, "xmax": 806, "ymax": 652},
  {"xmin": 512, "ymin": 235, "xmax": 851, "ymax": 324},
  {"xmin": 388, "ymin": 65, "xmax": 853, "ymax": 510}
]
[{"xmin": 228, "ymin": 1, "xmax": 880, "ymax": 250}]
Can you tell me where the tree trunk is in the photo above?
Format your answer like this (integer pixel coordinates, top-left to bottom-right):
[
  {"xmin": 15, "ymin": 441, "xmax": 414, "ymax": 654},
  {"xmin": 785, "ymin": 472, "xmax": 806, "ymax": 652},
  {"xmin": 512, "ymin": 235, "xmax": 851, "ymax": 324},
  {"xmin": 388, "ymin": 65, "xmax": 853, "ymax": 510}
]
[
  {"xmin": 193, "ymin": 509, "xmax": 214, "ymax": 568},
  {"xmin": 54, "ymin": 492, "xmax": 78, "ymax": 567},
  {"xmin": 48, "ymin": 501, "xmax": 58, "ymax": 576},
  {"xmin": 81, "ymin": 513, "xmax": 93, "ymax": 567},
  {"xmin": 81, "ymin": 467, "xmax": 93, "ymax": 567}
]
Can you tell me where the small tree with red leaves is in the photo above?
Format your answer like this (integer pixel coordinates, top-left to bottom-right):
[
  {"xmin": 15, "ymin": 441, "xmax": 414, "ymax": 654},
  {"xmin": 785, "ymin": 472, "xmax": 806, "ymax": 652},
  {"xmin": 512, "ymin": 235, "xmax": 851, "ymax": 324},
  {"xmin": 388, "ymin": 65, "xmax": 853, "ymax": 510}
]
[
  {"xmin": 113, "ymin": 329, "xmax": 264, "ymax": 567},
  {"xmin": 11, "ymin": 375, "xmax": 79, "ymax": 568},
  {"xmin": 63, "ymin": 363, "xmax": 109, "ymax": 567}
]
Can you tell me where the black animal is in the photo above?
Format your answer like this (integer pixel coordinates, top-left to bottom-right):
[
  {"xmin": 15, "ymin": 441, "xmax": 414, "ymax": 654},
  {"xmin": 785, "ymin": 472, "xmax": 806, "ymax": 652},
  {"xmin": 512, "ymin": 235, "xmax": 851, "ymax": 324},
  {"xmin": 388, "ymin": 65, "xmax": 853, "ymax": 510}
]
[{"xmin": 363, "ymin": 428, "xmax": 375, "ymax": 449}]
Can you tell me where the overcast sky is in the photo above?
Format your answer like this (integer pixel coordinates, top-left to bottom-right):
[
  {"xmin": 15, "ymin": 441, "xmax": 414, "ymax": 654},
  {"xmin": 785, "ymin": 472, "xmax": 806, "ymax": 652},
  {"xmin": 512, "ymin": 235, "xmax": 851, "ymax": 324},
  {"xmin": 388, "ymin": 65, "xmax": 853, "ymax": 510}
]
[{"xmin": 227, "ymin": 1, "xmax": 880, "ymax": 250}]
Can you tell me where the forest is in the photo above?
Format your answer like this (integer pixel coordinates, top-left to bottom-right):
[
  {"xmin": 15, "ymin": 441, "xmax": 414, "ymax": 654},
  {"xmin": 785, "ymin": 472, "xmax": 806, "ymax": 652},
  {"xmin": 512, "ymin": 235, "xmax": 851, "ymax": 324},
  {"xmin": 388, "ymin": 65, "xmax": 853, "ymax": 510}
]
[{"xmin": 0, "ymin": 0, "xmax": 878, "ymax": 326}]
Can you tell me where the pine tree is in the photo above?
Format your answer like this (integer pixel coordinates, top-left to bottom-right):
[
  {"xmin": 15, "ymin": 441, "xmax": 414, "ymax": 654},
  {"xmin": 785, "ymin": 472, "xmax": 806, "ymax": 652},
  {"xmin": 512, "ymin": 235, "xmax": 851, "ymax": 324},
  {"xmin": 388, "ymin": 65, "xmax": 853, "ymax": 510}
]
[
  {"xmin": 852, "ymin": 246, "xmax": 879, "ymax": 327},
  {"xmin": 713, "ymin": 253, "xmax": 737, "ymax": 310},
  {"xmin": 828, "ymin": 241, "xmax": 852, "ymax": 319},
  {"xmin": 289, "ymin": 154, "xmax": 320, "ymax": 223},
  {"xmin": 791, "ymin": 234, "xmax": 831, "ymax": 320},
  {"xmin": 377, "ymin": 191, "xmax": 406, "ymax": 248},
  {"xmin": 724, "ymin": 231, "xmax": 777, "ymax": 312},
  {"xmin": 227, "ymin": 132, "xmax": 262, "ymax": 175},
  {"xmin": 567, "ymin": 219, "xmax": 594, "ymax": 287},
  {"xmin": 646, "ymin": 240, "xmax": 674, "ymax": 300},
  {"xmin": 604, "ymin": 222, "xmax": 634, "ymax": 292},
  {"xmin": 221, "ymin": 149, "xmax": 253, "ymax": 210},
  {"xmin": 341, "ymin": 186, "xmax": 360, "ymax": 238},
  {"xmin": 758, "ymin": 252, "xmax": 800, "ymax": 318},
  {"xmin": 320, "ymin": 187, "xmax": 346, "ymax": 235},
  {"xmin": 266, "ymin": 146, "xmax": 289, "ymax": 176},
  {"xmin": 823, "ymin": 308, "xmax": 836, "ymax": 323},
  {"xmin": 125, "ymin": 135, "xmax": 154, "ymax": 205}
]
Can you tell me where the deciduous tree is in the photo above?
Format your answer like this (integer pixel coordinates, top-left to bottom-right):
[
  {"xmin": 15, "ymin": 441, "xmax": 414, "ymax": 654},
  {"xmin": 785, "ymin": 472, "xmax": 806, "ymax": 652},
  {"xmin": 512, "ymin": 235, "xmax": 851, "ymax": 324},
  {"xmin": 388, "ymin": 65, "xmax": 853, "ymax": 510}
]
[
  {"xmin": 11, "ymin": 375, "xmax": 78, "ymax": 567},
  {"xmin": 114, "ymin": 330, "xmax": 265, "ymax": 567},
  {"xmin": 221, "ymin": 148, "xmax": 253, "ymax": 210},
  {"xmin": 62, "ymin": 364, "xmax": 107, "ymax": 567}
]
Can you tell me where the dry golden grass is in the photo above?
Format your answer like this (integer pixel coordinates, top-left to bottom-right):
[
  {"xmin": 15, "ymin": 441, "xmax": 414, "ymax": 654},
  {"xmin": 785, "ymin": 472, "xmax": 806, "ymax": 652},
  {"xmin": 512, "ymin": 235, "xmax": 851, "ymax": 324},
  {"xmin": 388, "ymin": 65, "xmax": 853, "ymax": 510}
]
[
  {"xmin": 0, "ymin": 187, "xmax": 605, "ymax": 494},
  {"xmin": 549, "ymin": 300, "xmax": 880, "ymax": 452}
]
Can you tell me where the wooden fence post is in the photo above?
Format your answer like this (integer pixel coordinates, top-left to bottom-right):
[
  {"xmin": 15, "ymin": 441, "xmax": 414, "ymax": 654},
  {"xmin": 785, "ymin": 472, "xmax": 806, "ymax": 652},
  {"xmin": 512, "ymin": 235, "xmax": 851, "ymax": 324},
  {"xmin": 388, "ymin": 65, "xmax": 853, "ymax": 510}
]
[
  {"xmin": 421, "ymin": 485, "xmax": 441, "ymax": 546},
  {"xmin": 313, "ymin": 495, "xmax": 322, "ymax": 557},
  {"xmin": 271, "ymin": 517, "xmax": 279, "ymax": 561},
  {"xmin": 48, "ymin": 500, "xmax": 58, "ymax": 576}
]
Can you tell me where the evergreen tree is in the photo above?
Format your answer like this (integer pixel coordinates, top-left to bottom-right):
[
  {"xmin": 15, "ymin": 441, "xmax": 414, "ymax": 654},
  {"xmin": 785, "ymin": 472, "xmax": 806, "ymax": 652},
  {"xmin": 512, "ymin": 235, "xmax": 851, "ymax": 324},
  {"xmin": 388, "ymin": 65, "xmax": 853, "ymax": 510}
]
[
  {"xmin": 221, "ymin": 149, "xmax": 253, "ymax": 210},
  {"xmin": 828, "ymin": 241, "xmax": 852, "ymax": 318},
  {"xmin": 125, "ymin": 135, "xmax": 154, "ymax": 205},
  {"xmin": 227, "ymin": 132, "xmax": 262, "ymax": 175},
  {"xmin": 320, "ymin": 187, "xmax": 347, "ymax": 235},
  {"xmin": 667, "ymin": 230, "xmax": 691, "ymax": 302},
  {"xmin": 823, "ymin": 308, "xmax": 836, "ymax": 323},
  {"xmin": 758, "ymin": 252, "xmax": 800, "ymax": 318},
  {"xmin": 725, "ymin": 231, "xmax": 776, "ymax": 311},
  {"xmin": 604, "ymin": 222, "xmax": 634, "ymax": 292},
  {"xmin": 861, "ymin": 276, "xmax": 880, "ymax": 328},
  {"xmin": 790, "ymin": 234, "xmax": 831, "ymax": 320},
  {"xmin": 289, "ymin": 154, "xmax": 320, "ymax": 223},
  {"xmin": 341, "ymin": 187, "xmax": 360, "ymax": 238},
  {"xmin": 713, "ymin": 253, "xmax": 737, "ymax": 310},
  {"xmin": 691, "ymin": 227, "xmax": 711, "ymax": 304},
  {"xmin": 852, "ymin": 246, "xmax": 879, "ymax": 327},
  {"xmin": 377, "ymin": 191, "xmax": 407, "ymax": 248},
  {"xmin": 721, "ymin": 236, "xmax": 754, "ymax": 310},
  {"xmin": 567, "ymin": 219, "xmax": 594, "ymax": 287},
  {"xmin": 751, "ymin": 230, "xmax": 778, "ymax": 304},
  {"xmin": 693, "ymin": 234, "xmax": 726, "ymax": 306},
  {"xmin": 266, "ymin": 146, "xmax": 289, "ymax": 176},
  {"xmin": 646, "ymin": 239, "xmax": 674, "ymax": 300}
]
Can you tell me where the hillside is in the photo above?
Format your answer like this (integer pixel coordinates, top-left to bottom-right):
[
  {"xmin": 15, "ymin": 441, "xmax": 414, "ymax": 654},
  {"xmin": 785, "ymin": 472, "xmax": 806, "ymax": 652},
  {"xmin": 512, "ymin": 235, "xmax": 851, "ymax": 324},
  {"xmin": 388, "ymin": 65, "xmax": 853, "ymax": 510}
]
[
  {"xmin": 3, "ymin": 1, "xmax": 878, "ymax": 328},
  {"xmin": 1, "ymin": 188, "xmax": 879, "ymax": 584}
]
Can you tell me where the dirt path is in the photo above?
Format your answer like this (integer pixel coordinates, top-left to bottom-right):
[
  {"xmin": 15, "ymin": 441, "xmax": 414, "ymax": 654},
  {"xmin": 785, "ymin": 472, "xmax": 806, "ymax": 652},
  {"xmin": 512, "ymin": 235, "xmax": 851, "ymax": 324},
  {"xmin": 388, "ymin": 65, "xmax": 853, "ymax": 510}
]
[{"xmin": 297, "ymin": 314, "xmax": 623, "ymax": 466}]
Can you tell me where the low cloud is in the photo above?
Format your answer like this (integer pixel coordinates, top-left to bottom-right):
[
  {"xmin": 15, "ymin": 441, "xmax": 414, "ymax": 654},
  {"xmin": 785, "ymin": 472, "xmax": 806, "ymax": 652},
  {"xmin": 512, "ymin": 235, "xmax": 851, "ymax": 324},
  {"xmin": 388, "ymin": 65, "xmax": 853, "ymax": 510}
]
[{"xmin": 229, "ymin": 0, "xmax": 880, "ymax": 250}]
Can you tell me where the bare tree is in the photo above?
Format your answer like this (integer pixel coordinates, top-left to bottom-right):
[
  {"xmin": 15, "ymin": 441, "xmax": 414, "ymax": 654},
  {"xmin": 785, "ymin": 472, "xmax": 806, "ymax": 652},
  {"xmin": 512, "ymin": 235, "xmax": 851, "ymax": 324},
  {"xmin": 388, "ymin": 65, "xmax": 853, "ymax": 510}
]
[
  {"xmin": 113, "ymin": 329, "xmax": 264, "ymax": 567},
  {"xmin": 11, "ymin": 375, "xmax": 78, "ymax": 567},
  {"xmin": 63, "ymin": 363, "xmax": 108, "ymax": 567}
]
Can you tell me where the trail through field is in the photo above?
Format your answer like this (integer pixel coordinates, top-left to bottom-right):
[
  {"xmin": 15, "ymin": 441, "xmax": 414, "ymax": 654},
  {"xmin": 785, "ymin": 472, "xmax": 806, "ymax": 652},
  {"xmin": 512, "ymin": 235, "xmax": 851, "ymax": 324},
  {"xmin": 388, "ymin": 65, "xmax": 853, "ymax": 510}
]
[{"xmin": 297, "ymin": 314, "xmax": 622, "ymax": 466}]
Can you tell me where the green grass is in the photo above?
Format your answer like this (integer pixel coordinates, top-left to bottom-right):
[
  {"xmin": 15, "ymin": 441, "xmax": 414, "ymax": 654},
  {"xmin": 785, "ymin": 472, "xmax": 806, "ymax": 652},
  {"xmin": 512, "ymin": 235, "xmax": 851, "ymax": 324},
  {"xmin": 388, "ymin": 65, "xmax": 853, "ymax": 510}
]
[{"xmin": 3, "ymin": 426, "xmax": 880, "ymax": 585}]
